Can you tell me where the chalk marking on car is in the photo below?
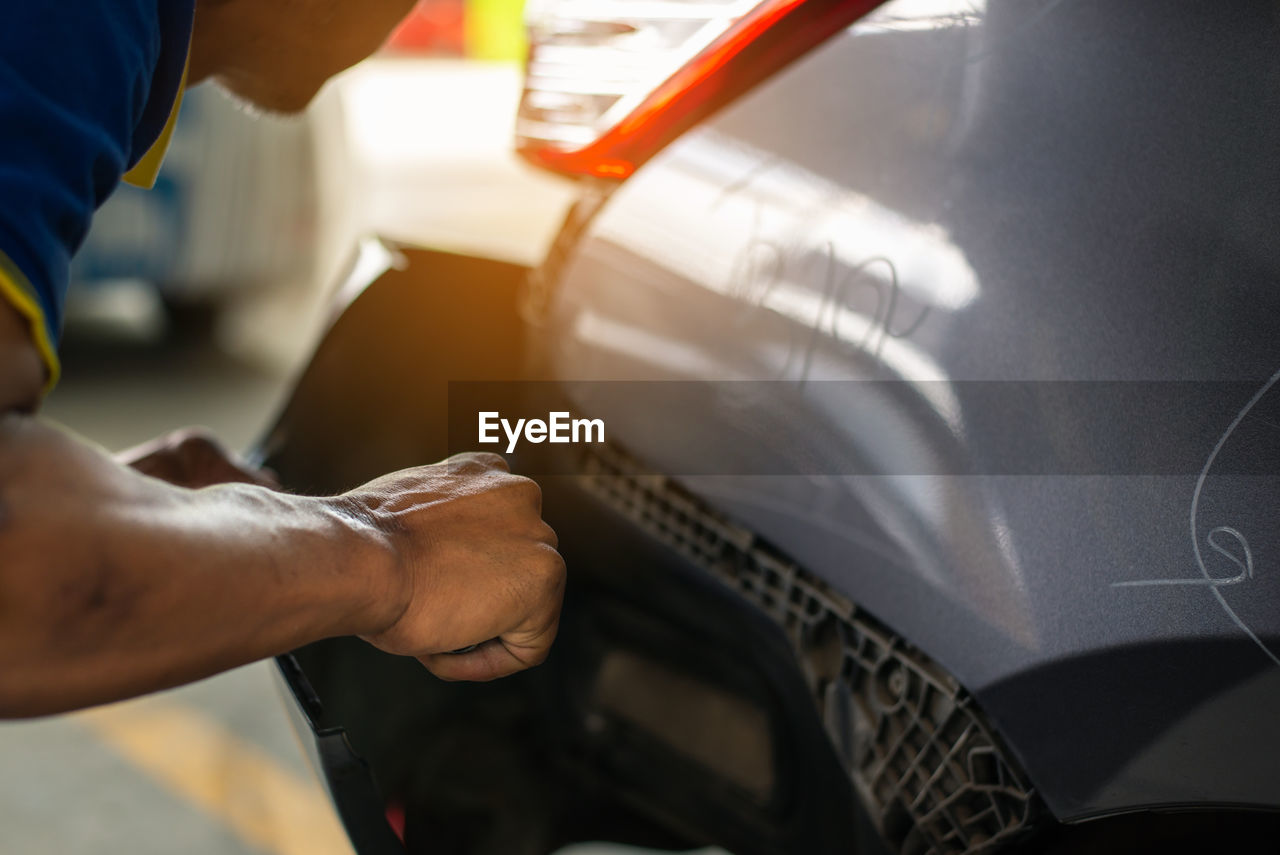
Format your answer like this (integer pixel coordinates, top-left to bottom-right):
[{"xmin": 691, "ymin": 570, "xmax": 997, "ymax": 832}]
[{"xmin": 1110, "ymin": 365, "xmax": 1280, "ymax": 668}]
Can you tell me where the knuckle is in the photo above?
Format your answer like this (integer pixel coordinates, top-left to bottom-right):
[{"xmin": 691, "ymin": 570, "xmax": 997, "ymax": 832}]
[
  {"xmin": 534, "ymin": 520, "xmax": 559, "ymax": 549},
  {"xmin": 445, "ymin": 455, "xmax": 485, "ymax": 476},
  {"xmin": 533, "ymin": 549, "xmax": 566, "ymax": 594},
  {"xmin": 508, "ymin": 476, "xmax": 542, "ymax": 508},
  {"xmin": 452, "ymin": 451, "xmax": 508, "ymax": 472},
  {"xmin": 479, "ymin": 452, "xmax": 510, "ymax": 472}
]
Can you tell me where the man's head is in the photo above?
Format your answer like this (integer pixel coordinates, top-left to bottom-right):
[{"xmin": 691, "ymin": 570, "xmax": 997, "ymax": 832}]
[{"xmin": 188, "ymin": 0, "xmax": 418, "ymax": 113}]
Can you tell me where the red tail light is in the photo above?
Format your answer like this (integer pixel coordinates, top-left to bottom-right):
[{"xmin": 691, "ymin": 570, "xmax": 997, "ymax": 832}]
[{"xmin": 517, "ymin": 0, "xmax": 888, "ymax": 180}]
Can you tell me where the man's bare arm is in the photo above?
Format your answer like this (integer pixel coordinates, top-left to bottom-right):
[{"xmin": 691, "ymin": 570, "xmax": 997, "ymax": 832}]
[
  {"xmin": 0, "ymin": 292, "xmax": 43, "ymax": 415},
  {"xmin": 0, "ymin": 303, "xmax": 564, "ymax": 717}
]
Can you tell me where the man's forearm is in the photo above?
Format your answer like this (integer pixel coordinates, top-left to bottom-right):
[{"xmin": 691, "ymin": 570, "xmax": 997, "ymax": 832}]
[{"xmin": 0, "ymin": 412, "xmax": 398, "ymax": 717}]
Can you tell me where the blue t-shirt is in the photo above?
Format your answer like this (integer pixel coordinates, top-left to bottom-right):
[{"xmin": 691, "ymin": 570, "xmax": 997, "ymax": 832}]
[{"xmin": 0, "ymin": 0, "xmax": 195, "ymax": 389}]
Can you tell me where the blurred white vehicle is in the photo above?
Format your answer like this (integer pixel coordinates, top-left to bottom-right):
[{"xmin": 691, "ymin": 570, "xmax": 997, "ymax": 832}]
[
  {"xmin": 69, "ymin": 51, "xmax": 573, "ymax": 371},
  {"xmin": 71, "ymin": 86, "xmax": 320, "ymax": 319}
]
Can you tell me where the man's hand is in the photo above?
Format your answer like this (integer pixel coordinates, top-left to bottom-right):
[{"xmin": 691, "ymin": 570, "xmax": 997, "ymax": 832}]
[
  {"xmin": 346, "ymin": 452, "xmax": 565, "ymax": 682},
  {"xmin": 117, "ymin": 440, "xmax": 564, "ymax": 680},
  {"xmin": 118, "ymin": 437, "xmax": 565, "ymax": 681},
  {"xmin": 117, "ymin": 428, "xmax": 279, "ymax": 489}
]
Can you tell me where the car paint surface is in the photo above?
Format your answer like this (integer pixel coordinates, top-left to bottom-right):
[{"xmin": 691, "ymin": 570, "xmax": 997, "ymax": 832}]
[{"xmin": 540, "ymin": 0, "xmax": 1280, "ymax": 818}]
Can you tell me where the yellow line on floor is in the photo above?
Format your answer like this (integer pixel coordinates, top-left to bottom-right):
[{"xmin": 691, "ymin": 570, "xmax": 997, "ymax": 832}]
[{"xmin": 77, "ymin": 699, "xmax": 355, "ymax": 855}]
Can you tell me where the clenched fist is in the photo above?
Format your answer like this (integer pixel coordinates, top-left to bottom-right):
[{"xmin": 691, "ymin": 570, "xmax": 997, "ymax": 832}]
[
  {"xmin": 120, "ymin": 435, "xmax": 564, "ymax": 683},
  {"xmin": 341, "ymin": 452, "xmax": 565, "ymax": 681}
]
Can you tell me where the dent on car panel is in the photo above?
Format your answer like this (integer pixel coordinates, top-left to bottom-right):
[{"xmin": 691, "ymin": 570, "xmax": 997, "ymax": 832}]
[{"xmin": 543, "ymin": 0, "xmax": 1280, "ymax": 820}]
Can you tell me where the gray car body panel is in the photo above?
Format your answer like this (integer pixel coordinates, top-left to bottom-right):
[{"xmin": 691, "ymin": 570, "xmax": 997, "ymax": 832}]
[{"xmin": 540, "ymin": 0, "xmax": 1280, "ymax": 820}]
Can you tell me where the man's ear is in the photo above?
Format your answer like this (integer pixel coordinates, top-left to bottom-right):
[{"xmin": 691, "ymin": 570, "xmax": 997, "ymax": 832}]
[{"xmin": 0, "ymin": 300, "xmax": 46, "ymax": 414}]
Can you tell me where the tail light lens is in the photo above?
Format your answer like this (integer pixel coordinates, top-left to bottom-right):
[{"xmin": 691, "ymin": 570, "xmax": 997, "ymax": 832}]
[{"xmin": 517, "ymin": 0, "xmax": 888, "ymax": 179}]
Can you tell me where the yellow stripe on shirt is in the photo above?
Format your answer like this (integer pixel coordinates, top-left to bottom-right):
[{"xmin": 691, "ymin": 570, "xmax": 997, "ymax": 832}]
[
  {"xmin": 0, "ymin": 250, "xmax": 61, "ymax": 394},
  {"xmin": 123, "ymin": 56, "xmax": 189, "ymax": 190}
]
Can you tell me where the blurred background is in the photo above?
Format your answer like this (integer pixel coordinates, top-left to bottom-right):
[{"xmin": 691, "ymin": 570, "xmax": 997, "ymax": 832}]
[
  {"xmin": 63, "ymin": 0, "xmax": 574, "ymax": 379},
  {"xmin": 0, "ymin": 3, "xmax": 685, "ymax": 853}
]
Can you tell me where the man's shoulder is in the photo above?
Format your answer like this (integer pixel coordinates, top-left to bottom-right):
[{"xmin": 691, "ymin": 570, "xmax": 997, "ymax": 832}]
[{"xmin": 0, "ymin": 0, "xmax": 197, "ymax": 392}]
